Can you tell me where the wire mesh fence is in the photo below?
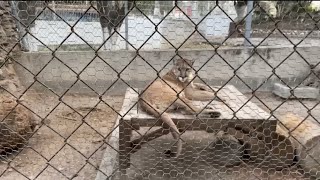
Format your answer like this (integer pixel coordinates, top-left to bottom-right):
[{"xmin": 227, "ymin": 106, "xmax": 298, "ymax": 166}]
[{"xmin": 0, "ymin": 1, "xmax": 320, "ymax": 180}]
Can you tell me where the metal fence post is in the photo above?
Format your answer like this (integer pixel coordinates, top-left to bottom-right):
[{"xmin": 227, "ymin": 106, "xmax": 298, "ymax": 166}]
[
  {"xmin": 125, "ymin": 0, "xmax": 129, "ymax": 50},
  {"xmin": 244, "ymin": 0, "xmax": 254, "ymax": 47}
]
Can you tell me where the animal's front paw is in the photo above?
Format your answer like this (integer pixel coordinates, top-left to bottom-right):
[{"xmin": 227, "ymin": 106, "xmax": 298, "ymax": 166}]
[
  {"xmin": 199, "ymin": 86, "xmax": 210, "ymax": 91},
  {"xmin": 164, "ymin": 149, "xmax": 176, "ymax": 157},
  {"xmin": 209, "ymin": 111, "xmax": 221, "ymax": 118},
  {"xmin": 201, "ymin": 107, "xmax": 221, "ymax": 118}
]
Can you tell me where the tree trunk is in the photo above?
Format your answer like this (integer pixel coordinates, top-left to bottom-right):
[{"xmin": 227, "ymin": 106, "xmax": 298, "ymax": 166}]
[
  {"xmin": 97, "ymin": 1, "xmax": 133, "ymax": 51},
  {"xmin": 277, "ymin": 113, "xmax": 320, "ymax": 179}
]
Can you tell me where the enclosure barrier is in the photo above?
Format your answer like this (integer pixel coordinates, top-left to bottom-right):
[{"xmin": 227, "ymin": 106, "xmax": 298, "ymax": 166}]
[{"xmin": 0, "ymin": 1, "xmax": 320, "ymax": 180}]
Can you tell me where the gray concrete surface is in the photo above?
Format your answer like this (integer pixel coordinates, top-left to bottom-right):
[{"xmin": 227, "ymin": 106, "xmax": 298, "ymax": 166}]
[{"xmin": 15, "ymin": 43, "xmax": 320, "ymax": 96}]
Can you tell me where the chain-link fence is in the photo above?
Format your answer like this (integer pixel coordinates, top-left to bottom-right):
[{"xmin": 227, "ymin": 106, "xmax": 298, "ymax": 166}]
[{"xmin": 1, "ymin": 1, "xmax": 320, "ymax": 180}]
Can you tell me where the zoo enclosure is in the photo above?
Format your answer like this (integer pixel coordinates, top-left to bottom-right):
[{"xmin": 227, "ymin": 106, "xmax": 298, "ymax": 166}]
[{"xmin": 0, "ymin": 1, "xmax": 320, "ymax": 180}]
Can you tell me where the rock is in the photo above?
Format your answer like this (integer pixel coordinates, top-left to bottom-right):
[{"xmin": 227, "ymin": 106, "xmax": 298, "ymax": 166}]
[
  {"xmin": 277, "ymin": 113, "xmax": 320, "ymax": 179},
  {"xmin": 0, "ymin": 95, "xmax": 37, "ymax": 154},
  {"xmin": 226, "ymin": 127, "xmax": 267, "ymax": 164},
  {"xmin": 206, "ymin": 130, "xmax": 244, "ymax": 167},
  {"xmin": 273, "ymin": 83, "xmax": 319, "ymax": 99},
  {"xmin": 226, "ymin": 127, "xmax": 295, "ymax": 171}
]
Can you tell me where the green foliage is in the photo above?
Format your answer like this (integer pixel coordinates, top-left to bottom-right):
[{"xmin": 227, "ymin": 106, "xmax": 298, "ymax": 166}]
[
  {"xmin": 135, "ymin": 1, "xmax": 155, "ymax": 11},
  {"xmin": 305, "ymin": 4, "xmax": 318, "ymax": 13},
  {"xmin": 132, "ymin": 1, "xmax": 154, "ymax": 15},
  {"xmin": 132, "ymin": 1, "xmax": 174, "ymax": 16},
  {"xmin": 290, "ymin": 1, "xmax": 312, "ymax": 13},
  {"xmin": 276, "ymin": 1, "xmax": 316, "ymax": 18},
  {"xmin": 159, "ymin": 1, "xmax": 174, "ymax": 15}
]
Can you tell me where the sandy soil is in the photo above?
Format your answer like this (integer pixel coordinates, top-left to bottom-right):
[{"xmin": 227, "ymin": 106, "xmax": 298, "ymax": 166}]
[{"xmin": 0, "ymin": 89, "xmax": 124, "ymax": 180}]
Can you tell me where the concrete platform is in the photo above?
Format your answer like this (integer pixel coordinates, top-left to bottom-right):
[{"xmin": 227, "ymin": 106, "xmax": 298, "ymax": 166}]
[{"xmin": 95, "ymin": 85, "xmax": 280, "ymax": 180}]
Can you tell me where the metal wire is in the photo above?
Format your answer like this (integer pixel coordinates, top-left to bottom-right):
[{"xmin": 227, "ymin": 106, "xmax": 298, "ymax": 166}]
[{"xmin": 0, "ymin": 1, "xmax": 319, "ymax": 180}]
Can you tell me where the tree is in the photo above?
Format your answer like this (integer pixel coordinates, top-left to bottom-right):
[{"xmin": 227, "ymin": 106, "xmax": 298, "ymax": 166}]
[{"xmin": 96, "ymin": 1, "xmax": 134, "ymax": 50}]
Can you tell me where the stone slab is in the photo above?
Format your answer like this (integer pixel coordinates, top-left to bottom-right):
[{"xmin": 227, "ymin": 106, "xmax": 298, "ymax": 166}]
[{"xmin": 273, "ymin": 83, "xmax": 319, "ymax": 99}]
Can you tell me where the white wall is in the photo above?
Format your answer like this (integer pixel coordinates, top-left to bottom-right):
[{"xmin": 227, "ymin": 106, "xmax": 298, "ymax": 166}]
[{"xmin": 27, "ymin": 8, "xmax": 237, "ymax": 52}]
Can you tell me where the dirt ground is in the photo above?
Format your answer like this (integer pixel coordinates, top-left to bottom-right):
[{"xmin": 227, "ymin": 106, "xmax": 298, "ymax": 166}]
[
  {"xmin": 0, "ymin": 88, "xmax": 319, "ymax": 180},
  {"xmin": 0, "ymin": 89, "xmax": 124, "ymax": 180}
]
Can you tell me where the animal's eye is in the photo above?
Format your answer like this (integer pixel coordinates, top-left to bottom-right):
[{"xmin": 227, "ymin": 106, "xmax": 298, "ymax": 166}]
[
  {"xmin": 178, "ymin": 68, "xmax": 181, "ymax": 71},
  {"xmin": 186, "ymin": 68, "xmax": 191, "ymax": 71}
]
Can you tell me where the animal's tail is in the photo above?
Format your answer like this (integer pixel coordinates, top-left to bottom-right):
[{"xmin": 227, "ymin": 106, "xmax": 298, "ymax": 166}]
[{"xmin": 138, "ymin": 99, "xmax": 182, "ymax": 157}]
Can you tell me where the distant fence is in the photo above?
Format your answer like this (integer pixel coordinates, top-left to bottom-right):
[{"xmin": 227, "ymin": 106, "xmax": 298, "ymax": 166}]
[{"xmin": 14, "ymin": 1, "xmax": 237, "ymax": 51}]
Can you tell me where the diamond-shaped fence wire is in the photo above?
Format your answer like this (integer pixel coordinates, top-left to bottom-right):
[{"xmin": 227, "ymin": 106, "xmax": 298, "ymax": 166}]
[{"xmin": 0, "ymin": 1, "xmax": 320, "ymax": 179}]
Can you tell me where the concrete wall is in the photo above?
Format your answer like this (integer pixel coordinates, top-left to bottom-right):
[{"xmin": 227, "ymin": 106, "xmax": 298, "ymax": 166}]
[{"xmin": 15, "ymin": 45, "xmax": 319, "ymax": 95}]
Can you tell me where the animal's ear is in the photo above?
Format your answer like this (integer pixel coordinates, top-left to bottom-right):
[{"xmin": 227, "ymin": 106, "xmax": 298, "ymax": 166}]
[
  {"xmin": 185, "ymin": 59, "xmax": 195, "ymax": 66},
  {"xmin": 172, "ymin": 58, "xmax": 177, "ymax": 65},
  {"xmin": 173, "ymin": 58, "xmax": 183, "ymax": 65},
  {"xmin": 190, "ymin": 59, "xmax": 195, "ymax": 66}
]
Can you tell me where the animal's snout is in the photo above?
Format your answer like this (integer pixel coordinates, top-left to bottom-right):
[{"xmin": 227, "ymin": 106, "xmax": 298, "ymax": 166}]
[{"xmin": 178, "ymin": 76, "xmax": 188, "ymax": 82}]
